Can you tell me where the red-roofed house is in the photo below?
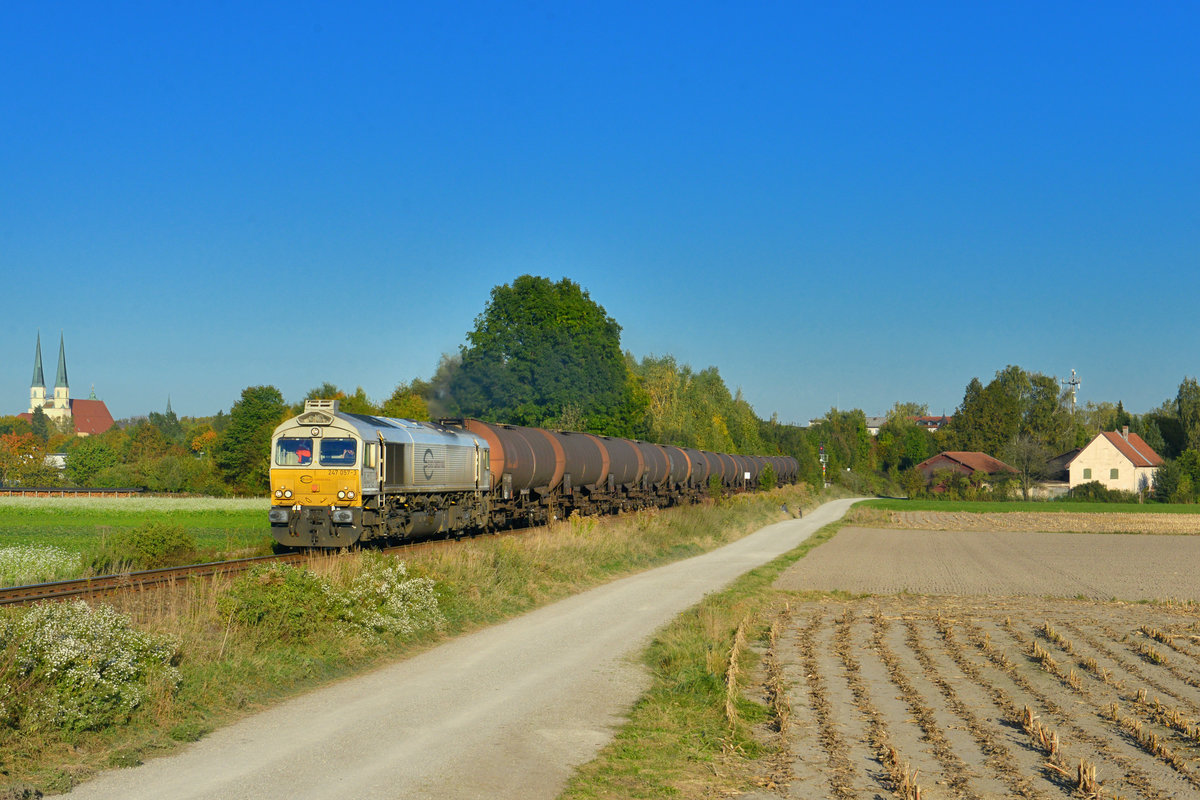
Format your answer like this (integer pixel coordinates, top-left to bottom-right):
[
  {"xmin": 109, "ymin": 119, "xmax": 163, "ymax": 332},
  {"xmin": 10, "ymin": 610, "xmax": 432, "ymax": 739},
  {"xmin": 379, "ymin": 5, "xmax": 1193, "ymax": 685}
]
[
  {"xmin": 1067, "ymin": 428, "xmax": 1162, "ymax": 493},
  {"xmin": 915, "ymin": 451, "xmax": 1017, "ymax": 483}
]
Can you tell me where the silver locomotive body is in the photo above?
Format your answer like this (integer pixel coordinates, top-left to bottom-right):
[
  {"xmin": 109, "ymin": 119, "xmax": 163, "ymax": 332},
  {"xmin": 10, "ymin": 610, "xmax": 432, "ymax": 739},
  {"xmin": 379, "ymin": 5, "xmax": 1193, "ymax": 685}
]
[{"xmin": 269, "ymin": 400, "xmax": 490, "ymax": 547}]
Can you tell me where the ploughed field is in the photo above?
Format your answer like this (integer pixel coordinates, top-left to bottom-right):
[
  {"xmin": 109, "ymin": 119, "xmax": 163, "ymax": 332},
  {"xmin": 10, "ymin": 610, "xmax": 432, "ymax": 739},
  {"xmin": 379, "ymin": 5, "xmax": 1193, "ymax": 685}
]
[{"xmin": 761, "ymin": 523, "xmax": 1200, "ymax": 799}]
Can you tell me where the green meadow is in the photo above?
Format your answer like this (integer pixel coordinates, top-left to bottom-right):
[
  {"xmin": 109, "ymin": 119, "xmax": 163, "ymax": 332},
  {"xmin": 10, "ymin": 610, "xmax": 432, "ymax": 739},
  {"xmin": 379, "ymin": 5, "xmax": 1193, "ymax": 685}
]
[{"xmin": 0, "ymin": 497, "xmax": 272, "ymax": 568}]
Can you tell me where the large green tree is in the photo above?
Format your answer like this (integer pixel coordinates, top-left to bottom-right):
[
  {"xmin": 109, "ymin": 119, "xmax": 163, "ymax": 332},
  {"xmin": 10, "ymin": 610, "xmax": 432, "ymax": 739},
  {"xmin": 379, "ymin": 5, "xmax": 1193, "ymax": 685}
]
[
  {"xmin": 213, "ymin": 386, "xmax": 288, "ymax": 493},
  {"xmin": 449, "ymin": 275, "xmax": 643, "ymax": 435},
  {"xmin": 65, "ymin": 438, "xmax": 120, "ymax": 486}
]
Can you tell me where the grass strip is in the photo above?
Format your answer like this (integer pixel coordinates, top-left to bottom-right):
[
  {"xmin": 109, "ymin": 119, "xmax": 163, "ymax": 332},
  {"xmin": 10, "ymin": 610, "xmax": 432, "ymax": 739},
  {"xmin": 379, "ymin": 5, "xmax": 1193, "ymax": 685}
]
[{"xmin": 561, "ymin": 518, "xmax": 850, "ymax": 800}]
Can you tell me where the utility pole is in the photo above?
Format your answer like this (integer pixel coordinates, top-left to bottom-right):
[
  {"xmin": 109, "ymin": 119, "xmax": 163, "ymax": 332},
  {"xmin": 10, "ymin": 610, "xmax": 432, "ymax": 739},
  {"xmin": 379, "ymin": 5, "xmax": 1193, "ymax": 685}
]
[{"xmin": 1061, "ymin": 369, "xmax": 1081, "ymax": 417}]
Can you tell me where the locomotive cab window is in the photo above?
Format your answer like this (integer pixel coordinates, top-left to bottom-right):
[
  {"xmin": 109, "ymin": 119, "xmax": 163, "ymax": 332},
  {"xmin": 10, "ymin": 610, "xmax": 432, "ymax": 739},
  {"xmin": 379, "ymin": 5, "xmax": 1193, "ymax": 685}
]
[
  {"xmin": 319, "ymin": 438, "xmax": 357, "ymax": 466},
  {"xmin": 276, "ymin": 438, "xmax": 313, "ymax": 466}
]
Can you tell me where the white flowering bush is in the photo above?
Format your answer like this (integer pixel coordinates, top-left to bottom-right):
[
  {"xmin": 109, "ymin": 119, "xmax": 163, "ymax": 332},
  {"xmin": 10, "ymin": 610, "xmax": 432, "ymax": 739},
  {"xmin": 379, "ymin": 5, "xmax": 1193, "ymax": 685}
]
[
  {"xmin": 0, "ymin": 545, "xmax": 82, "ymax": 587},
  {"xmin": 330, "ymin": 554, "xmax": 443, "ymax": 638},
  {"xmin": 0, "ymin": 601, "xmax": 180, "ymax": 733}
]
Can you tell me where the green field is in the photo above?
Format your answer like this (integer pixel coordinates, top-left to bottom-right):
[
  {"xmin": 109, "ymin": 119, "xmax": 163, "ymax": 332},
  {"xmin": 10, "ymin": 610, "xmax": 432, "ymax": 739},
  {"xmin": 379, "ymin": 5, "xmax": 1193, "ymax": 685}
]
[
  {"xmin": 861, "ymin": 498, "xmax": 1200, "ymax": 514},
  {"xmin": 0, "ymin": 496, "xmax": 272, "ymax": 564}
]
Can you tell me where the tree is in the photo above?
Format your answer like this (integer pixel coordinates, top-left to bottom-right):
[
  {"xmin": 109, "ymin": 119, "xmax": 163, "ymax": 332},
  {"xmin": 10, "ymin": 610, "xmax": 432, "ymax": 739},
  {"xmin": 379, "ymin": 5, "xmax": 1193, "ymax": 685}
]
[
  {"xmin": 30, "ymin": 407, "xmax": 49, "ymax": 442},
  {"xmin": 213, "ymin": 386, "xmax": 288, "ymax": 493},
  {"xmin": 0, "ymin": 416, "xmax": 32, "ymax": 436},
  {"xmin": 900, "ymin": 467, "xmax": 926, "ymax": 498},
  {"xmin": 0, "ymin": 433, "xmax": 53, "ymax": 486},
  {"xmin": 1176, "ymin": 378, "xmax": 1200, "ymax": 452},
  {"xmin": 449, "ymin": 276, "xmax": 643, "ymax": 436},
  {"xmin": 148, "ymin": 405, "xmax": 184, "ymax": 445},
  {"xmin": 1005, "ymin": 434, "xmax": 1051, "ymax": 501},
  {"xmin": 380, "ymin": 382, "xmax": 430, "ymax": 421},
  {"xmin": 296, "ymin": 383, "xmax": 379, "ymax": 415},
  {"xmin": 941, "ymin": 366, "xmax": 1071, "ymax": 456},
  {"xmin": 65, "ymin": 438, "xmax": 120, "ymax": 486}
]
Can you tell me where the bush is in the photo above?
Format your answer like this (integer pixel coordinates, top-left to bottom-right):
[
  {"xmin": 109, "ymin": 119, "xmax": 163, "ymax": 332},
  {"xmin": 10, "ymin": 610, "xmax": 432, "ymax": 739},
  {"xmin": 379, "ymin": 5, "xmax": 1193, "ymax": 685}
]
[
  {"xmin": 219, "ymin": 557, "xmax": 444, "ymax": 643},
  {"xmin": 0, "ymin": 601, "xmax": 180, "ymax": 734},
  {"xmin": 219, "ymin": 562, "xmax": 335, "ymax": 642},
  {"xmin": 91, "ymin": 523, "xmax": 198, "ymax": 573},
  {"xmin": 757, "ymin": 464, "xmax": 777, "ymax": 491},
  {"xmin": 707, "ymin": 474, "xmax": 723, "ymax": 500},
  {"xmin": 1061, "ymin": 481, "xmax": 1139, "ymax": 503},
  {"xmin": 330, "ymin": 554, "xmax": 443, "ymax": 639}
]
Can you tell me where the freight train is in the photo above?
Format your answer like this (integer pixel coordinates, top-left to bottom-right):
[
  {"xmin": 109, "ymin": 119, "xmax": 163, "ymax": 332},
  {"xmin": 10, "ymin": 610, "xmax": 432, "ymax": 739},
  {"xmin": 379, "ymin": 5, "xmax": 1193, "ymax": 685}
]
[{"xmin": 268, "ymin": 399, "xmax": 798, "ymax": 548}]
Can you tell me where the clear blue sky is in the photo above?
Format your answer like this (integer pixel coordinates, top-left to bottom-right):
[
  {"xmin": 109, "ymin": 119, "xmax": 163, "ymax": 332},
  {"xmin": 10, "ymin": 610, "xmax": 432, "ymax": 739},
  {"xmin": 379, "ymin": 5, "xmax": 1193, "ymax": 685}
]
[{"xmin": 3, "ymin": 2, "xmax": 1196, "ymax": 423}]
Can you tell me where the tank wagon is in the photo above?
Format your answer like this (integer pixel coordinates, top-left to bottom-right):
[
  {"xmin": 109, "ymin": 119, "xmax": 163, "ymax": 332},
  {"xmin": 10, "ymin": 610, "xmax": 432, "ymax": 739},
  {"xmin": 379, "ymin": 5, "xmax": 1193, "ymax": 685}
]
[{"xmin": 269, "ymin": 399, "xmax": 799, "ymax": 549}]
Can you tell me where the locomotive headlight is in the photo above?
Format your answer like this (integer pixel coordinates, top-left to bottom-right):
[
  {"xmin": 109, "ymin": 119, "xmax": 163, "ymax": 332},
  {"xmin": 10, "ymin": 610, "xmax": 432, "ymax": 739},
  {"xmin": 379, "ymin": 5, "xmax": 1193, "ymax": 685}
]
[
  {"xmin": 274, "ymin": 490, "xmax": 283, "ymax": 498},
  {"xmin": 283, "ymin": 489, "xmax": 293, "ymax": 499},
  {"xmin": 347, "ymin": 491, "xmax": 355, "ymax": 499},
  {"xmin": 337, "ymin": 491, "xmax": 346, "ymax": 500}
]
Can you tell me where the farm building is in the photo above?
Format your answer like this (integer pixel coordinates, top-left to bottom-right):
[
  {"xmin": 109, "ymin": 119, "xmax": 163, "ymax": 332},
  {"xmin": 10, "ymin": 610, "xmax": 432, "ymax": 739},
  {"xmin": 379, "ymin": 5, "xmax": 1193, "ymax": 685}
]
[
  {"xmin": 1066, "ymin": 427, "xmax": 1161, "ymax": 493},
  {"xmin": 915, "ymin": 451, "xmax": 1016, "ymax": 490}
]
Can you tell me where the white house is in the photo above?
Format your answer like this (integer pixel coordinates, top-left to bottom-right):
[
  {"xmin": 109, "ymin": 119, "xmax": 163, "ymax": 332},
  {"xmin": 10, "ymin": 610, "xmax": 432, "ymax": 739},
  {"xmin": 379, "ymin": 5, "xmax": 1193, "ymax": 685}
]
[{"xmin": 1067, "ymin": 427, "xmax": 1162, "ymax": 493}]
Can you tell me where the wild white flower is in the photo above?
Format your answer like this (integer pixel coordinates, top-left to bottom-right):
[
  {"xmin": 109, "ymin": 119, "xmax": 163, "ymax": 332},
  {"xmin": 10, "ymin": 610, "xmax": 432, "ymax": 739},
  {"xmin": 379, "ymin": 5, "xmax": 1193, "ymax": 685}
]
[
  {"xmin": 0, "ymin": 496, "xmax": 263, "ymax": 513},
  {"xmin": 332, "ymin": 555, "xmax": 443, "ymax": 638},
  {"xmin": 0, "ymin": 600, "xmax": 180, "ymax": 732},
  {"xmin": 0, "ymin": 544, "xmax": 81, "ymax": 587}
]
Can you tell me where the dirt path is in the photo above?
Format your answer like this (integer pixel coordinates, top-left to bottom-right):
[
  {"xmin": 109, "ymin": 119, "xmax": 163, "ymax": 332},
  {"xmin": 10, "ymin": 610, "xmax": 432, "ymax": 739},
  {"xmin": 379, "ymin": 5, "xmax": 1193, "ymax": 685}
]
[{"xmin": 63, "ymin": 499, "xmax": 860, "ymax": 800}]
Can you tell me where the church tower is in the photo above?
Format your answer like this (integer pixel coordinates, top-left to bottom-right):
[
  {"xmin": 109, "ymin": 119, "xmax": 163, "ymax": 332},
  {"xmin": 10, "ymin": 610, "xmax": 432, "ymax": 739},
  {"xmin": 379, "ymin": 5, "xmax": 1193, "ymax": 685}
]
[
  {"xmin": 29, "ymin": 332, "xmax": 46, "ymax": 414},
  {"xmin": 52, "ymin": 333, "xmax": 70, "ymax": 413}
]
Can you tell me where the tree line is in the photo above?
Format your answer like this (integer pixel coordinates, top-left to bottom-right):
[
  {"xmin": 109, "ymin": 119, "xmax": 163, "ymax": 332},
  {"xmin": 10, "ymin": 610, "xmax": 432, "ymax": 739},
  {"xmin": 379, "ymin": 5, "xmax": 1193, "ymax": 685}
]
[{"xmin": 4, "ymin": 275, "xmax": 1198, "ymax": 502}]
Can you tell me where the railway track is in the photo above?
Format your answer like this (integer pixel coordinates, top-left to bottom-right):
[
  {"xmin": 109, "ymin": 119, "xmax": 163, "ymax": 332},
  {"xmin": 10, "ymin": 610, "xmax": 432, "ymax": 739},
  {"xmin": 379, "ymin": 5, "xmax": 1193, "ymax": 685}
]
[
  {"xmin": 0, "ymin": 528, "xmax": 532, "ymax": 607},
  {"xmin": 0, "ymin": 553, "xmax": 302, "ymax": 606}
]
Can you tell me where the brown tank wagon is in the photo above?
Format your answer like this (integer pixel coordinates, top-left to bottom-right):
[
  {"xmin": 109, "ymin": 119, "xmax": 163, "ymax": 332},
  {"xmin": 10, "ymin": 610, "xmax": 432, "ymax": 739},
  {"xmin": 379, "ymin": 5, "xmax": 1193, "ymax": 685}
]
[
  {"xmin": 600, "ymin": 435, "xmax": 644, "ymax": 489},
  {"xmin": 456, "ymin": 419, "xmax": 564, "ymax": 496},
  {"xmin": 680, "ymin": 448, "xmax": 710, "ymax": 487},
  {"xmin": 662, "ymin": 445, "xmax": 692, "ymax": 486},
  {"xmin": 634, "ymin": 441, "xmax": 671, "ymax": 489},
  {"xmin": 549, "ymin": 430, "xmax": 608, "ymax": 490}
]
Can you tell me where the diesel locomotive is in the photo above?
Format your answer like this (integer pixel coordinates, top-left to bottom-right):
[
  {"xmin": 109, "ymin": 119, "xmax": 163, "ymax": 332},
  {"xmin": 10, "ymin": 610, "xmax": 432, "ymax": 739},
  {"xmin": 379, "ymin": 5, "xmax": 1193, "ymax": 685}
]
[{"xmin": 269, "ymin": 399, "xmax": 798, "ymax": 548}]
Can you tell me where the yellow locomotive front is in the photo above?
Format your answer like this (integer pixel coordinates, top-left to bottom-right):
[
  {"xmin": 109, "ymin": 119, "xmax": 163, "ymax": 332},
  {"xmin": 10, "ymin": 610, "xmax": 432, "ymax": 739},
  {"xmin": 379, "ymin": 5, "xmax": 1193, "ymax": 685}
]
[{"xmin": 269, "ymin": 402, "xmax": 369, "ymax": 547}]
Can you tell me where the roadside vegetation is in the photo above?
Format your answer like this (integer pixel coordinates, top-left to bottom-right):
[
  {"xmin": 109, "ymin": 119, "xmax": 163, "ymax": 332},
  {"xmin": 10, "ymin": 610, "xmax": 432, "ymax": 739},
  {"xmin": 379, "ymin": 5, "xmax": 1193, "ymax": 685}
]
[{"xmin": 0, "ymin": 483, "xmax": 821, "ymax": 795}]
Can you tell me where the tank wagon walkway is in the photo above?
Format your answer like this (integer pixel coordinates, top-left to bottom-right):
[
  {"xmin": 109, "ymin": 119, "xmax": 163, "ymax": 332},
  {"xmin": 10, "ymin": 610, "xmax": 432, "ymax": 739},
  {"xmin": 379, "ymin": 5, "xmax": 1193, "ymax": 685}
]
[{"xmin": 67, "ymin": 499, "xmax": 859, "ymax": 800}]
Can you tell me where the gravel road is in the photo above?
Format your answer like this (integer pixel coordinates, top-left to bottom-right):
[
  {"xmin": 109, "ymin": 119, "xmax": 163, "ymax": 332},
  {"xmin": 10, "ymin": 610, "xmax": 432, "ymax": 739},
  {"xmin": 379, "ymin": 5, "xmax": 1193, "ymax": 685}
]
[{"xmin": 65, "ymin": 499, "xmax": 858, "ymax": 800}]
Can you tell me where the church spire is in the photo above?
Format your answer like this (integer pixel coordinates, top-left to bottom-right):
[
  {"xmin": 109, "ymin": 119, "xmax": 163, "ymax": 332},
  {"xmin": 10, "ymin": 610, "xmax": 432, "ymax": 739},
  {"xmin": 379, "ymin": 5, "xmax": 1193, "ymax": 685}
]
[
  {"xmin": 55, "ymin": 333, "xmax": 68, "ymax": 390},
  {"xmin": 32, "ymin": 332, "xmax": 45, "ymax": 388}
]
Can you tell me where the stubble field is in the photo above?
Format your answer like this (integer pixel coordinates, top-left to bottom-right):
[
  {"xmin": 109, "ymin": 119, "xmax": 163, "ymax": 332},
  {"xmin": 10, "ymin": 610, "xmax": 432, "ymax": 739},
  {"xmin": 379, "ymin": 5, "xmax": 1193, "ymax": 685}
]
[{"xmin": 757, "ymin": 523, "xmax": 1200, "ymax": 799}]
